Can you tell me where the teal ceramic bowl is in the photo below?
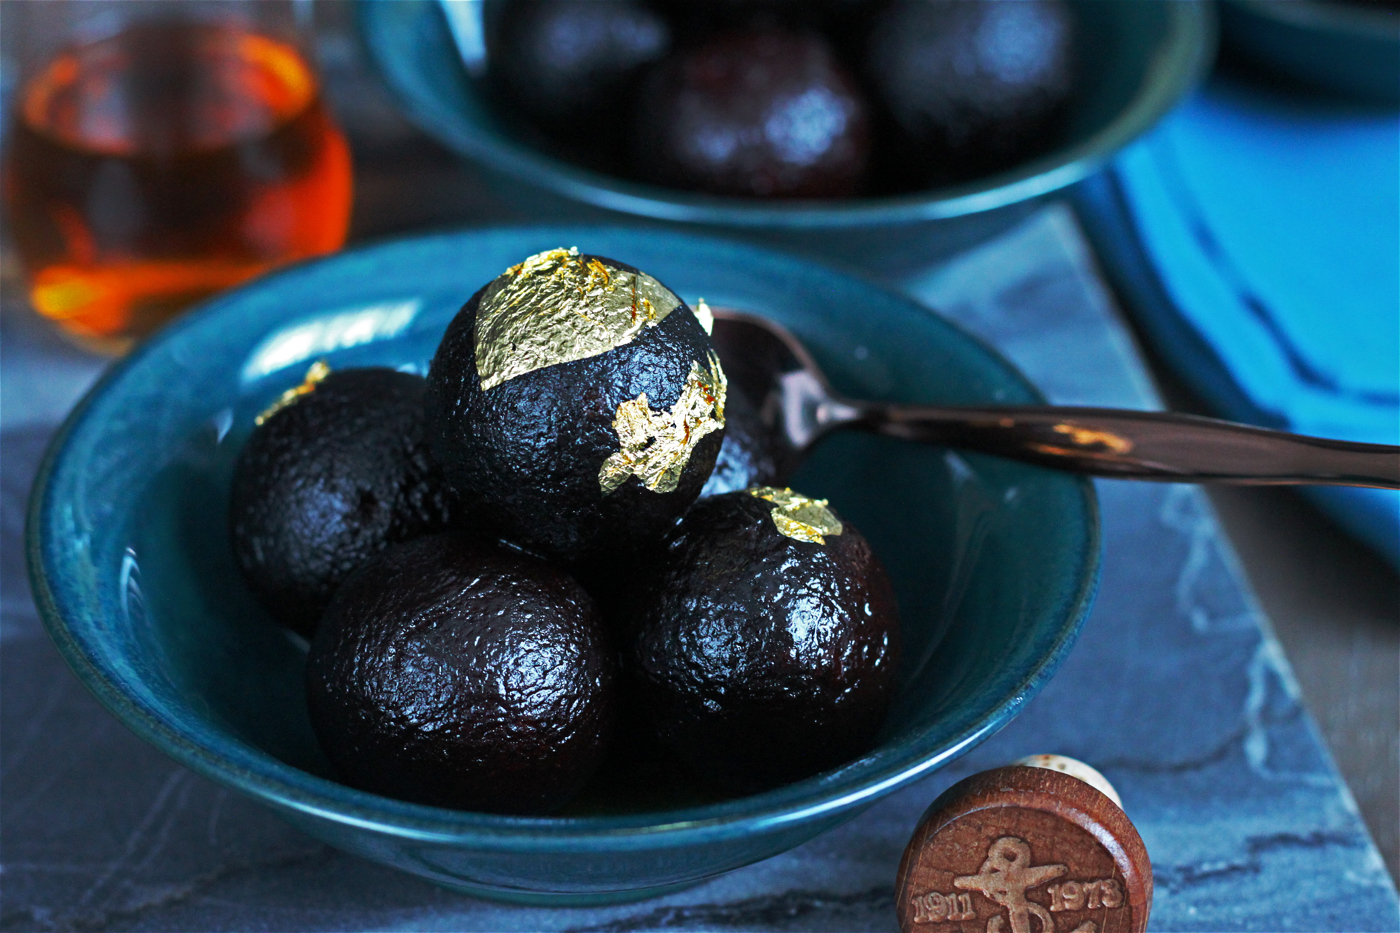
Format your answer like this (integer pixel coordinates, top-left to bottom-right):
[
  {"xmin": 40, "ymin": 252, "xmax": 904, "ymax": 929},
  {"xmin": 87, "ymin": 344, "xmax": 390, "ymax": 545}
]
[
  {"xmin": 356, "ymin": 1, "xmax": 1213, "ymax": 269},
  {"xmin": 27, "ymin": 227, "xmax": 1099, "ymax": 905}
]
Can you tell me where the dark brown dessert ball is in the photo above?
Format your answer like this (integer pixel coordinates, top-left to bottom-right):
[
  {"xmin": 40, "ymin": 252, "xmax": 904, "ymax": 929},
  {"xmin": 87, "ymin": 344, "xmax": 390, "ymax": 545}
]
[
  {"xmin": 629, "ymin": 487, "xmax": 901, "ymax": 791},
  {"xmin": 306, "ymin": 534, "xmax": 615, "ymax": 814},
  {"xmin": 632, "ymin": 30, "xmax": 872, "ymax": 198},
  {"xmin": 698, "ymin": 386, "xmax": 789, "ymax": 497},
  {"xmin": 700, "ymin": 311, "xmax": 802, "ymax": 498},
  {"xmin": 229, "ymin": 366, "xmax": 460, "ymax": 639},
  {"xmin": 425, "ymin": 248, "xmax": 726, "ymax": 573},
  {"xmin": 489, "ymin": 0, "xmax": 670, "ymax": 137},
  {"xmin": 866, "ymin": 0, "xmax": 1077, "ymax": 181}
]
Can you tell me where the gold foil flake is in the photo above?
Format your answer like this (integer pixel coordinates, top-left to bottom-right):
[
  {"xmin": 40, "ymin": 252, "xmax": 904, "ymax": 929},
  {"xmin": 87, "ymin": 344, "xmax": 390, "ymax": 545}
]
[
  {"xmin": 693, "ymin": 297, "xmax": 714, "ymax": 335},
  {"xmin": 506, "ymin": 246, "xmax": 577, "ymax": 276},
  {"xmin": 475, "ymin": 247, "xmax": 683, "ymax": 391},
  {"xmin": 748, "ymin": 486, "xmax": 844, "ymax": 544},
  {"xmin": 255, "ymin": 360, "xmax": 330, "ymax": 425},
  {"xmin": 598, "ymin": 352, "xmax": 728, "ymax": 496}
]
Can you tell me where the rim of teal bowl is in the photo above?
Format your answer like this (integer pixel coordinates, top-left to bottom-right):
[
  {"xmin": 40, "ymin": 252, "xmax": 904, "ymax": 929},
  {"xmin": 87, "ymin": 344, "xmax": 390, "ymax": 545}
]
[
  {"xmin": 1226, "ymin": 0, "xmax": 1400, "ymax": 39},
  {"xmin": 357, "ymin": 0, "xmax": 1215, "ymax": 229},
  {"xmin": 27, "ymin": 225, "xmax": 1100, "ymax": 853}
]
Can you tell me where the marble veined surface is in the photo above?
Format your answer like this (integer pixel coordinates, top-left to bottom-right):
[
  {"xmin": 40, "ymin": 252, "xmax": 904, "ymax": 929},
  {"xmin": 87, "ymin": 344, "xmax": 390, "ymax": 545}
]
[{"xmin": 2, "ymin": 206, "xmax": 1395, "ymax": 932}]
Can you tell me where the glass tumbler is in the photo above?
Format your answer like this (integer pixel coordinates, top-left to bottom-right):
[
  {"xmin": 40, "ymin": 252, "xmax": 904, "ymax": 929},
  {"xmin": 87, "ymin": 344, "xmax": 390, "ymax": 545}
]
[{"xmin": 2, "ymin": 0, "xmax": 353, "ymax": 352}]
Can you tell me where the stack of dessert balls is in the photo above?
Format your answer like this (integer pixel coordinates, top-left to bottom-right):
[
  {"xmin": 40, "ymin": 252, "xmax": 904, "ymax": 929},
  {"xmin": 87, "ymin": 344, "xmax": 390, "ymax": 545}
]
[
  {"xmin": 229, "ymin": 249, "xmax": 901, "ymax": 814},
  {"xmin": 486, "ymin": 0, "xmax": 1079, "ymax": 198}
]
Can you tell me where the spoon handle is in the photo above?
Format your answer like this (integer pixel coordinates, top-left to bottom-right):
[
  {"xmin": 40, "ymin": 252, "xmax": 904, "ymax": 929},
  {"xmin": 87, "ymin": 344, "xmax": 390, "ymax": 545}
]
[{"xmin": 863, "ymin": 405, "xmax": 1400, "ymax": 488}]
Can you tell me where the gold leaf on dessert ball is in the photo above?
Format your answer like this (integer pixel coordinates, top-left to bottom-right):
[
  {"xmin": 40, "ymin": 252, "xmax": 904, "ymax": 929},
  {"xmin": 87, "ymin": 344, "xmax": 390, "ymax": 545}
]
[
  {"xmin": 256, "ymin": 360, "xmax": 330, "ymax": 426},
  {"xmin": 693, "ymin": 297, "xmax": 715, "ymax": 335},
  {"xmin": 475, "ymin": 247, "xmax": 684, "ymax": 391},
  {"xmin": 599, "ymin": 352, "xmax": 727, "ymax": 495},
  {"xmin": 748, "ymin": 486, "xmax": 844, "ymax": 544}
]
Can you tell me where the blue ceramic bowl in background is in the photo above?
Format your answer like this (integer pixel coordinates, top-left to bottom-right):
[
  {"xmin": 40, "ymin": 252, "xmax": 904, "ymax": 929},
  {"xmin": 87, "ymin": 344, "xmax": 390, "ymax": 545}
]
[
  {"xmin": 1220, "ymin": 0, "xmax": 1400, "ymax": 104},
  {"xmin": 27, "ymin": 228, "xmax": 1099, "ymax": 904},
  {"xmin": 355, "ymin": 1, "xmax": 1214, "ymax": 271}
]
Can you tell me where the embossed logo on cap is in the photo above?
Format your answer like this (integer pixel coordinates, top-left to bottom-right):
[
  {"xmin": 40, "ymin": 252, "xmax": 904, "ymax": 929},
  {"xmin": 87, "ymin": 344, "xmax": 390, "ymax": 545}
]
[{"xmin": 911, "ymin": 836, "xmax": 1123, "ymax": 933}]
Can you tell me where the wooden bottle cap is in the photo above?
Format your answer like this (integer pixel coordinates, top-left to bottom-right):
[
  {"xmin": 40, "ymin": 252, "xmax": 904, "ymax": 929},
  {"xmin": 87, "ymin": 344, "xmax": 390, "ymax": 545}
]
[{"xmin": 895, "ymin": 759, "xmax": 1151, "ymax": 933}]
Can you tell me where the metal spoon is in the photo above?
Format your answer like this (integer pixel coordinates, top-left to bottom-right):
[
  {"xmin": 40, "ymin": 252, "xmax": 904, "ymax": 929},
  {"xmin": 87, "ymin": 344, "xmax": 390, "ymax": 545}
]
[{"xmin": 709, "ymin": 308, "xmax": 1400, "ymax": 489}]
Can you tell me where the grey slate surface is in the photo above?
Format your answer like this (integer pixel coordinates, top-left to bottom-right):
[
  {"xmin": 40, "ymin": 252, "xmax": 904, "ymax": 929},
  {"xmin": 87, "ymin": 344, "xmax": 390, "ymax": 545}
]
[{"xmin": 2, "ymin": 206, "xmax": 1396, "ymax": 932}]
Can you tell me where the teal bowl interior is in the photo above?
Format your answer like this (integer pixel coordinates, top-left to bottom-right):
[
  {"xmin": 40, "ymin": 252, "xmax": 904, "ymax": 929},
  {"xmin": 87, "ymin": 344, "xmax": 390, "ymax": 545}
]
[
  {"xmin": 356, "ymin": 0, "xmax": 1214, "ymax": 229},
  {"xmin": 27, "ymin": 227, "xmax": 1100, "ymax": 904}
]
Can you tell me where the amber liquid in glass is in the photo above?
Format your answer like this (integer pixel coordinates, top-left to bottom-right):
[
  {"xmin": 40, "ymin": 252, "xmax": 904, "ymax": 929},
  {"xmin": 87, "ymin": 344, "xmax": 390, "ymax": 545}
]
[{"xmin": 4, "ymin": 22, "xmax": 352, "ymax": 350}]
